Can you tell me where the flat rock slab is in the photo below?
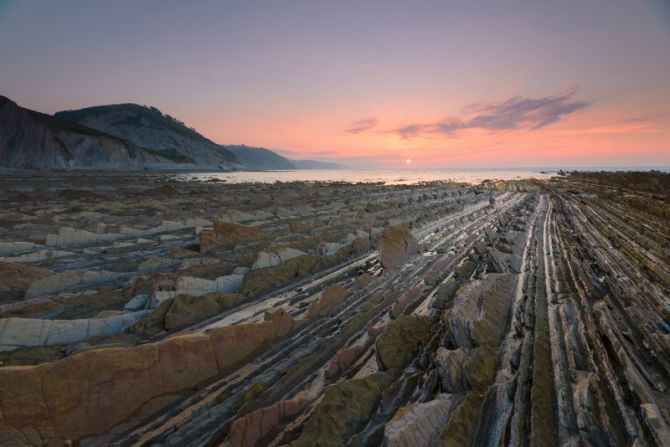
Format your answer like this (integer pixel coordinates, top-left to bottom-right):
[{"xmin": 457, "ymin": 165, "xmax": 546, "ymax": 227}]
[{"xmin": 0, "ymin": 311, "xmax": 150, "ymax": 350}]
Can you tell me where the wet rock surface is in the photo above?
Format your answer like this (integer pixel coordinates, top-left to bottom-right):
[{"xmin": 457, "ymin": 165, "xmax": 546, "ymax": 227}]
[{"xmin": 0, "ymin": 171, "xmax": 668, "ymax": 447}]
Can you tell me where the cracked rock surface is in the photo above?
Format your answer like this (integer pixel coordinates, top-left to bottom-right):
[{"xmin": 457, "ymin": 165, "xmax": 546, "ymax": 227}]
[{"xmin": 0, "ymin": 171, "xmax": 668, "ymax": 447}]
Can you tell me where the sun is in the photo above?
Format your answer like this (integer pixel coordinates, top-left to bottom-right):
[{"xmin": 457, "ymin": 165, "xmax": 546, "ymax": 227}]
[{"xmin": 405, "ymin": 159, "xmax": 412, "ymax": 164}]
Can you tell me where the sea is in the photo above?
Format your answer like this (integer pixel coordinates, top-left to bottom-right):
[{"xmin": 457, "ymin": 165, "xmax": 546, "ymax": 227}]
[
  {"xmin": 176, "ymin": 168, "xmax": 553, "ymax": 185},
  {"xmin": 175, "ymin": 167, "xmax": 667, "ymax": 186}
]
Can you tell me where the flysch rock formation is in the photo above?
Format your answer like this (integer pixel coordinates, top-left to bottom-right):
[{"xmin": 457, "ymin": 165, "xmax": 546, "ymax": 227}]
[
  {"xmin": 0, "ymin": 308, "xmax": 297, "ymax": 444},
  {"xmin": 199, "ymin": 221, "xmax": 269, "ymax": 254},
  {"xmin": 0, "ymin": 312, "xmax": 149, "ymax": 351},
  {"xmin": 384, "ymin": 393, "xmax": 464, "ymax": 447},
  {"xmin": 305, "ymin": 283, "xmax": 348, "ymax": 317},
  {"xmin": 377, "ymin": 225, "xmax": 418, "ymax": 271},
  {"xmin": 0, "ymin": 171, "xmax": 668, "ymax": 447}
]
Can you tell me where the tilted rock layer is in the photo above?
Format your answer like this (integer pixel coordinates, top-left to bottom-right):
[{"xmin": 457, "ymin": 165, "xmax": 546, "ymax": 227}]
[{"xmin": 0, "ymin": 310, "xmax": 296, "ymax": 444}]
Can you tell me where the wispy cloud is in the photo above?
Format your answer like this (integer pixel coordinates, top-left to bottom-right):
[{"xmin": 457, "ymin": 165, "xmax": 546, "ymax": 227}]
[
  {"xmin": 391, "ymin": 87, "xmax": 590, "ymax": 139},
  {"xmin": 396, "ymin": 124, "xmax": 425, "ymax": 139},
  {"xmin": 345, "ymin": 117, "xmax": 378, "ymax": 134}
]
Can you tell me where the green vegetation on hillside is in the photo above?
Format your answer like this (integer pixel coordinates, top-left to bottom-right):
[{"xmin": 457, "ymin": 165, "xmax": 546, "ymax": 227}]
[
  {"xmin": 56, "ymin": 104, "xmax": 205, "ymax": 141},
  {"xmin": 55, "ymin": 104, "xmax": 237, "ymax": 163}
]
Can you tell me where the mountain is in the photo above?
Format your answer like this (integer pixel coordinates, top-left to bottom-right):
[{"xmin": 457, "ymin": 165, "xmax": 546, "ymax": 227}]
[
  {"xmin": 0, "ymin": 96, "xmax": 170, "ymax": 170},
  {"xmin": 225, "ymin": 145, "xmax": 296, "ymax": 170},
  {"xmin": 0, "ymin": 95, "xmax": 342, "ymax": 171},
  {"xmin": 55, "ymin": 104, "xmax": 240, "ymax": 170},
  {"xmin": 290, "ymin": 159, "xmax": 346, "ymax": 169}
]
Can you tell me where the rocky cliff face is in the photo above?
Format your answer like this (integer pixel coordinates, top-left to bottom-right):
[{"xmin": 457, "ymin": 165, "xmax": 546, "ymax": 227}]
[
  {"xmin": 55, "ymin": 103, "xmax": 241, "ymax": 170},
  {"xmin": 1, "ymin": 96, "xmax": 334, "ymax": 172},
  {"xmin": 0, "ymin": 96, "xmax": 168, "ymax": 170}
]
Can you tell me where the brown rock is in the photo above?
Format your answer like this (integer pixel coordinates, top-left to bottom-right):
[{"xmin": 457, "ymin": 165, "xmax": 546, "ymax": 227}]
[
  {"xmin": 435, "ymin": 347, "xmax": 467, "ymax": 392},
  {"xmin": 385, "ymin": 393, "xmax": 464, "ymax": 447},
  {"xmin": 0, "ymin": 261, "xmax": 53, "ymax": 297},
  {"xmin": 354, "ymin": 273, "xmax": 374, "ymax": 290},
  {"xmin": 163, "ymin": 293, "xmax": 246, "ymax": 330},
  {"xmin": 306, "ymin": 284, "xmax": 348, "ymax": 317},
  {"xmin": 0, "ymin": 314, "xmax": 296, "ymax": 444},
  {"xmin": 263, "ymin": 307, "xmax": 295, "ymax": 337},
  {"xmin": 223, "ymin": 398, "xmax": 308, "ymax": 447},
  {"xmin": 375, "ymin": 315, "xmax": 436, "ymax": 372},
  {"xmin": 289, "ymin": 372, "xmax": 393, "ymax": 447},
  {"xmin": 377, "ymin": 226, "xmax": 417, "ymax": 271},
  {"xmin": 326, "ymin": 343, "xmax": 367, "ymax": 379},
  {"xmin": 289, "ymin": 219, "xmax": 307, "ymax": 233},
  {"xmin": 171, "ymin": 246, "xmax": 198, "ymax": 258},
  {"xmin": 199, "ymin": 222, "xmax": 269, "ymax": 254}
]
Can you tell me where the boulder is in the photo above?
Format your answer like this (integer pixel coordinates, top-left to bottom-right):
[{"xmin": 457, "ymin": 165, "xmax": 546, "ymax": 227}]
[
  {"xmin": 124, "ymin": 294, "xmax": 149, "ymax": 311},
  {"xmin": 218, "ymin": 210, "xmax": 257, "ymax": 223},
  {"xmin": 377, "ymin": 226, "xmax": 418, "ymax": 271},
  {"xmin": 25, "ymin": 270, "xmax": 119, "ymax": 299},
  {"xmin": 163, "ymin": 293, "xmax": 247, "ymax": 330},
  {"xmin": 223, "ymin": 398, "xmax": 308, "ymax": 447},
  {"xmin": 252, "ymin": 248, "xmax": 305, "ymax": 270},
  {"xmin": 241, "ymin": 255, "xmax": 325, "ymax": 297},
  {"xmin": 171, "ymin": 246, "xmax": 199, "ymax": 258},
  {"xmin": 306, "ymin": 284, "xmax": 348, "ymax": 318},
  {"xmin": 375, "ymin": 315, "xmax": 435, "ymax": 372},
  {"xmin": 486, "ymin": 248, "xmax": 510, "ymax": 273},
  {"xmin": 350, "ymin": 237, "xmax": 371, "ymax": 254},
  {"xmin": 432, "ymin": 277, "xmax": 459, "ymax": 310},
  {"xmin": 443, "ymin": 273, "xmax": 516, "ymax": 350},
  {"xmin": 289, "ymin": 372, "xmax": 393, "ymax": 447},
  {"xmin": 0, "ymin": 261, "xmax": 53, "ymax": 297},
  {"xmin": 435, "ymin": 347, "xmax": 468, "ymax": 392},
  {"xmin": 317, "ymin": 241, "xmax": 345, "ymax": 256},
  {"xmin": 184, "ymin": 217, "xmax": 213, "ymax": 229},
  {"xmin": 199, "ymin": 222, "xmax": 268, "ymax": 254},
  {"xmin": 263, "ymin": 307, "xmax": 294, "ymax": 337},
  {"xmin": 289, "ymin": 219, "xmax": 307, "ymax": 233},
  {"xmin": 154, "ymin": 220, "xmax": 188, "ymax": 232},
  {"xmin": 175, "ymin": 273, "xmax": 246, "ymax": 296},
  {"xmin": 138, "ymin": 257, "xmax": 178, "ymax": 272},
  {"xmin": 326, "ymin": 342, "xmax": 368, "ymax": 379},
  {"xmin": 385, "ymin": 394, "xmax": 464, "ymax": 447}
]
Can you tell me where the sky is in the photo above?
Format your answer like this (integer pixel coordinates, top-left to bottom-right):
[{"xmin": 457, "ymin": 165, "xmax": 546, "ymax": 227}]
[{"xmin": 1, "ymin": 0, "xmax": 669, "ymax": 168}]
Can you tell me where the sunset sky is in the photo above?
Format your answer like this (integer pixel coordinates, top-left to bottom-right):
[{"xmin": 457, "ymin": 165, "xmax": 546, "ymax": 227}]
[{"xmin": 1, "ymin": 0, "xmax": 669, "ymax": 168}]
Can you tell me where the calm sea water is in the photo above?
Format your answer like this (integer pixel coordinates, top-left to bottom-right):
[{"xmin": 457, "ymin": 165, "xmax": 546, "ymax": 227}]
[{"xmin": 176, "ymin": 168, "xmax": 556, "ymax": 185}]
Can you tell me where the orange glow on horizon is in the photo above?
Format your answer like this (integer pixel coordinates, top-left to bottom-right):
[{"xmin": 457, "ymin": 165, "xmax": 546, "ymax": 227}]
[{"xmin": 193, "ymin": 100, "xmax": 670, "ymax": 168}]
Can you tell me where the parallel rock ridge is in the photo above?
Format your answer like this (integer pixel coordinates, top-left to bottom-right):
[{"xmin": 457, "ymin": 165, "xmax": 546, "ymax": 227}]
[
  {"xmin": 0, "ymin": 310, "xmax": 296, "ymax": 442},
  {"xmin": 0, "ymin": 171, "xmax": 667, "ymax": 447}
]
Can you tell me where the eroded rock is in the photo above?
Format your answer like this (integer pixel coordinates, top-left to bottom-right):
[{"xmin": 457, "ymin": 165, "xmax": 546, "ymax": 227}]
[
  {"xmin": 378, "ymin": 226, "xmax": 418, "ymax": 271},
  {"xmin": 0, "ymin": 312, "xmax": 296, "ymax": 444},
  {"xmin": 199, "ymin": 221, "xmax": 269, "ymax": 253},
  {"xmin": 385, "ymin": 393, "xmax": 464, "ymax": 447},
  {"xmin": 306, "ymin": 284, "xmax": 348, "ymax": 317},
  {"xmin": 0, "ymin": 312, "xmax": 150, "ymax": 350}
]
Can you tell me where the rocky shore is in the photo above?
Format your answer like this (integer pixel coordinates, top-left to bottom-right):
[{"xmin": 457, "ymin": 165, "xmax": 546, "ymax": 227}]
[{"xmin": 0, "ymin": 171, "xmax": 668, "ymax": 446}]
